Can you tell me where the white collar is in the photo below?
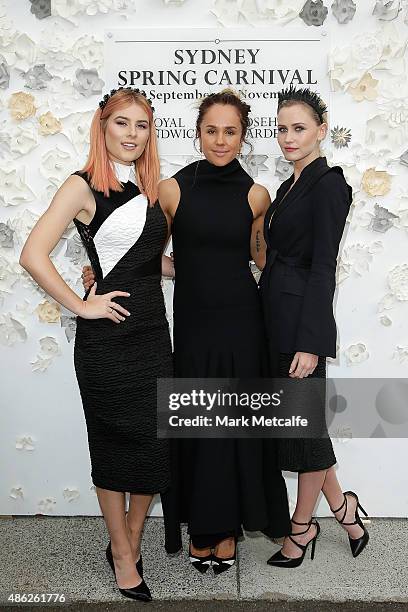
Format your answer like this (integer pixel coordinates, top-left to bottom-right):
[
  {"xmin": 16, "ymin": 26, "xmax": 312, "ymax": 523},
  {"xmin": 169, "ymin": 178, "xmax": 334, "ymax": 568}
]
[{"xmin": 112, "ymin": 161, "xmax": 137, "ymax": 185}]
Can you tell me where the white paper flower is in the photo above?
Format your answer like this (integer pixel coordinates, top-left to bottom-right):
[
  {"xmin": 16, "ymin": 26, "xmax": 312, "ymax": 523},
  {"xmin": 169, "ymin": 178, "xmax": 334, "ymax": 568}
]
[
  {"xmin": 344, "ymin": 343, "xmax": 369, "ymax": 366},
  {"xmin": 0, "ymin": 166, "xmax": 36, "ymax": 207},
  {"xmin": 61, "ymin": 313, "xmax": 77, "ymax": 343},
  {"xmin": 37, "ymin": 30, "xmax": 76, "ymax": 72},
  {"xmin": 41, "ymin": 147, "xmax": 76, "ymax": 188},
  {"xmin": 51, "ymin": 0, "xmax": 83, "ymax": 21},
  {"xmin": 0, "ymin": 222, "xmax": 14, "ymax": 248},
  {"xmin": 379, "ymin": 314, "xmax": 392, "ymax": 326},
  {"xmin": 275, "ymin": 156, "xmax": 293, "ymax": 181},
  {"xmin": 9, "ymin": 209, "xmax": 40, "ymax": 245},
  {"xmin": 38, "ymin": 497, "xmax": 56, "ymax": 513},
  {"xmin": 39, "ymin": 336, "xmax": 61, "ymax": 357},
  {"xmin": 378, "ymin": 292, "xmax": 396, "ymax": 312},
  {"xmin": 351, "ymin": 34, "xmax": 383, "ymax": 70},
  {"xmin": 71, "ymin": 35, "xmax": 103, "ymax": 70},
  {"xmin": 365, "ymin": 114, "xmax": 407, "ymax": 157},
  {"xmin": 255, "ymin": 0, "xmax": 304, "ymax": 24},
  {"xmin": 73, "ymin": 68, "xmax": 104, "ymax": 97},
  {"xmin": 339, "ymin": 242, "xmax": 383, "ymax": 280},
  {"xmin": 10, "ymin": 486, "xmax": 24, "ymax": 499},
  {"xmin": 0, "ymin": 254, "xmax": 21, "ymax": 295},
  {"xmin": 63, "ymin": 487, "xmax": 80, "ymax": 501},
  {"xmin": 62, "ymin": 110, "xmax": 93, "ymax": 154},
  {"xmin": 211, "ymin": 0, "xmax": 242, "ymax": 26},
  {"xmin": 8, "ymin": 124, "xmax": 39, "ymax": 157},
  {"xmin": 387, "ymin": 264, "xmax": 408, "ymax": 301},
  {"xmin": 6, "ymin": 33, "xmax": 37, "ymax": 72},
  {"xmin": 376, "ymin": 24, "xmax": 408, "ymax": 74},
  {"xmin": 31, "ymin": 354, "xmax": 53, "ymax": 372},
  {"xmin": 47, "ymin": 78, "xmax": 79, "ymax": 115},
  {"xmin": 16, "ymin": 435, "xmax": 35, "ymax": 451},
  {"xmin": 377, "ymin": 79, "xmax": 408, "ymax": 127},
  {"xmin": 0, "ymin": 312, "xmax": 27, "ymax": 345},
  {"xmin": 373, "ymin": 0, "xmax": 402, "ymax": 21},
  {"xmin": 394, "ymin": 346, "xmax": 408, "ymax": 363}
]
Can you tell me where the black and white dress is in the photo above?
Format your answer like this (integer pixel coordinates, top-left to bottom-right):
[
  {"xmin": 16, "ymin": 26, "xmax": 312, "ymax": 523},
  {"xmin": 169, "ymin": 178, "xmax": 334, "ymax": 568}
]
[{"xmin": 73, "ymin": 162, "xmax": 172, "ymax": 493}]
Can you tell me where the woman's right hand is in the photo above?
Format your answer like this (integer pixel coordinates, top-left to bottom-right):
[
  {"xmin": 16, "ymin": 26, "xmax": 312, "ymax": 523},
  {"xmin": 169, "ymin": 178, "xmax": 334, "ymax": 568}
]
[
  {"xmin": 80, "ymin": 282, "xmax": 131, "ymax": 324},
  {"xmin": 82, "ymin": 265, "xmax": 95, "ymax": 291}
]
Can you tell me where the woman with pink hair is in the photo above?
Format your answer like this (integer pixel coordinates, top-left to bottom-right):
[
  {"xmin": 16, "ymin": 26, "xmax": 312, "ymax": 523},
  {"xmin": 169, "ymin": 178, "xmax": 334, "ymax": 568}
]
[{"xmin": 20, "ymin": 88, "xmax": 173, "ymax": 601}]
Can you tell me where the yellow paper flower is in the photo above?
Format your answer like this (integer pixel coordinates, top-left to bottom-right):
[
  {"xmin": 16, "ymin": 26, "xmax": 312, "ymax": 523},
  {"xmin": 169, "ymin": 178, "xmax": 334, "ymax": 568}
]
[
  {"xmin": 348, "ymin": 73, "xmax": 379, "ymax": 102},
  {"xmin": 36, "ymin": 300, "xmax": 61, "ymax": 323},
  {"xmin": 362, "ymin": 168, "xmax": 391, "ymax": 197},
  {"xmin": 38, "ymin": 112, "xmax": 62, "ymax": 136},
  {"xmin": 8, "ymin": 92, "xmax": 36, "ymax": 121}
]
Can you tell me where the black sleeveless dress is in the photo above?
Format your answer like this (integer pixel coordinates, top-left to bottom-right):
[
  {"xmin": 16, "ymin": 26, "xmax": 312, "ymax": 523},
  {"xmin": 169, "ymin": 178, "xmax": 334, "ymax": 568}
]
[
  {"xmin": 73, "ymin": 165, "xmax": 172, "ymax": 493},
  {"xmin": 161, "ymin": 158, "xmax": 290, "ymax": 552}
]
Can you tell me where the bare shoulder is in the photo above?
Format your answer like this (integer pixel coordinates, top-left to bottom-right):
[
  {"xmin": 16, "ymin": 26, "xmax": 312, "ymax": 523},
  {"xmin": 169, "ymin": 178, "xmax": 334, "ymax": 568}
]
[
  {"xmin": 158, "ymin": 178, "xmax": 180, "ymax": 214},
  {"xmin": 248, "ymin": 182, "xmax": 271, "ymax": 217}
]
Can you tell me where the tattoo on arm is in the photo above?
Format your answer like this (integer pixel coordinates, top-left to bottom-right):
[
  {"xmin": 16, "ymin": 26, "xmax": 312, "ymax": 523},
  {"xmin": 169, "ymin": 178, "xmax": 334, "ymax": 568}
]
[{"xmin": 256, "ymin": 230, "xmax": 261, "ymax": 253}]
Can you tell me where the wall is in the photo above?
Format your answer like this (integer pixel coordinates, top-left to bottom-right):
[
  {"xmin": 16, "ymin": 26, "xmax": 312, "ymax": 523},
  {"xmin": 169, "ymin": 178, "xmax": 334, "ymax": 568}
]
[{"xmin": 1, "ymin": 0, "xmax": 407, "ymax": 517}]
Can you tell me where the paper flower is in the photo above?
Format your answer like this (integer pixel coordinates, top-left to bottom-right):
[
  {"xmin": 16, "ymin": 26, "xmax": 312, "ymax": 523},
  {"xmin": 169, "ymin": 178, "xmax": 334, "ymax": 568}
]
[
  {"xmin": 0, "ymin": 313, "xmax": 27, "ymax": 346},
  {"xmin": 0, "ymin": 255, "xmax": 20, "ymax": 296},
  {"xmin": 39, "ymin": 336, "xmax": 61, "ymax": 357},
  {"xmin": 37, "ymin": 30, "xmax": 76, "ymax": 72},
  {"xmin": 0, "ymin": 55, "xmax": 10, "ymax": 89},
  {"xmin": 344, "ymin": 343, "xmax": 369, "ymax": 366},
  {"xmin": 71, "ymin": 35, "xmax": 103, "ymax": 70},
  {"xmin": 65, "ymin": 235, "xmax": 88, "ymax": 266},
  {"xmin": 377, "ymin": 79, "xmax": 408, "ymax": 128},
  {"xmin": 9, "ymin": 209, "xmax": 40, "ymax": 245},
  {"xmin": 299, "ymin": 0, "xmax": 328, "ymax": 26},
  {"xmin": 62, "ymin": 111, "xmax": 93, "ymax": 154},
  {"xmin": 41, "ymin": 147, "xmax": 76, "ymax": 188},
  {"xmin": 73, "ymin": 68, "xmax": 104, "ymax": 97},
  {"xmin": 378, "ymin": 292, "xmax": 395, "ymax": 312},
  {"xmin": 31, "ymin": 354, "xmax": 53, "ymax": 372},
  {"xmin": 394, "ymin": 346, "xmax": 408, "ymax": 363},
  {"xmin": 63, "ymin": 487, "xmax": 80, "ymax": 502},
  {"xmin": 0, "ymin": 166, "xmax": 36, "ymax": 207},
  {"xmin": 36, "ymin": 300, "xmax": 61, "ymax": 323},
  {"xmin": 351, "ymin": 34, "xmax": 383, "ymax": 71},
  {"xmin": 388, "ymin": 264, "xmax": 408, "ymax": 301},
  {"xmin": 61, "ymin": 314, "xmax": 77, "ymax": 343},
  {"xmin": 3, "ymin": 33, "xmax": 37, "ymax": 72},
  {"xmin": 373, "ymin": 0, "xmax": 401, "ymax": 20},
  {"xmin": 331, "ymin": 0, "xmax": 356, "ymax": 23},
  {"xmin": 47, "ymin": 78, "xmax": 79, "ymax": 114},
  {"xmin": 275, "ymin": 156, "xmax": 293, "ymax": 181},
  {"xmin": 10, "ymin": 486, "xmax": 24, "ymax": 499},
  {"xmin": 23, "ymin": 64, "xmax": 52, "ymax": 90},
  {"xmin": 9, "ymin": 125, "xmax": 39, "ymax": 156},
  {"xmin": 331, "ymin": 126, "xmax": 352, "ymax": 149},
  {"xmin": 254, "ymin": 0, "xmax": 304, "ymax": 24},
  {"xmin": 16, "ymin": 435, "xmax": 35, "ymax": 450},
  {"xmin": 30, "ymin": 0, "xmax": 52, "ymax": 19},
  {"xmin": 368, "ymin": 204, "xmax": 398, "ymax": 233},
  {"xmin": 0, "ymin": 222, "xmax": 14, "ymax": 248},
  {"xmin": 362, "ymin": 168, "xmax": 391, "ymax": 197},
  {"xmin": 38, "ymin": 112, "xmax": 62, "ymax": 136},
  {"xmin": 338, "ymin": 241, "xmax": 383, "ymax": 280},
  {"xmin": 8, "ymin": 92, "xmax": 36, "ymax": 121},
  {"xmin": 38, "ymin": 497, "xmax": 56, "ymax": 513},
  {"xmin": 348, "ymin": 73, "xmax": 379, "ymax": 102},
  {"xmin": 51, "ymin": 0, "xmax": 83, "ymax": 20},
  {"xmin": 241, "ymin": 154, "xmax": 268, "ymax": 178},
  {"xmin": 210, "ymin": 0, "xmax": 241, "ymax": 26},
  {"xmin": 400, "ymin": 150, "xmax": 408, "ymax": 167},
  {"xmin": 379, "ymin": 314, "xmax": 392, "ymax": 326},
  {"xmin": 365, "ymin": 114, "xmax": 406, "ymax": 156}
]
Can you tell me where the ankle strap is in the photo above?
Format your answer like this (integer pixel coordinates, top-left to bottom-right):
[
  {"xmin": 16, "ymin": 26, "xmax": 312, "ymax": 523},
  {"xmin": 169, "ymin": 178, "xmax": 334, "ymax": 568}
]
[
  {"xmin": 290, "ymin": 518, "xmax": 314, "ymax": 537},
  {"xmin": 291, "ymin": 518, "xmax": 312, "ymax": 526},
  {"xmin": 330, "ymin": 496, "xmax": 346, "ymax": 515}
]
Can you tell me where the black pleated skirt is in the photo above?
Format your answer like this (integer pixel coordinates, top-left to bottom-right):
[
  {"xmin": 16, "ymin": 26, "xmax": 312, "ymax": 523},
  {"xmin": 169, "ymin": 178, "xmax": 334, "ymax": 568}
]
[{"xmin": 275, "ymin": 352, "xmax": 337, "ymax": 473}]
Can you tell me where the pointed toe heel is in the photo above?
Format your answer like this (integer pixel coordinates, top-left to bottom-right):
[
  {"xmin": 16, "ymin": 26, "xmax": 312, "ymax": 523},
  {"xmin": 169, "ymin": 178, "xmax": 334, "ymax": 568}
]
[
  {"xmin": 189, "ymin": 540, "xmax": 212, "ymax": 573},
  {"xmin": 267, "ymin": 519, "xmax": 320, "ymax": 568},
  {"xmin": 330, "ymin": 491, "xmax": 369, "ymax": 558}
]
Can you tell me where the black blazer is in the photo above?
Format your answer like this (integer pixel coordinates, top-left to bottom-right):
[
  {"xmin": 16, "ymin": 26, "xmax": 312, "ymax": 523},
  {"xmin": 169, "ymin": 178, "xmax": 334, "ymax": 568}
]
[{"xmin": 259, "ymin": 157, "xmax": 352, "ymax": 364}]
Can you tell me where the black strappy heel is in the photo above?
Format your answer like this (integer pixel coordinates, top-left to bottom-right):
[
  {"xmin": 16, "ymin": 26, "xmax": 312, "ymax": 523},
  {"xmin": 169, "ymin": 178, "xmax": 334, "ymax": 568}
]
[
  {"xmin": 330, "ymin": 491, "xmax": 369, "ymax": 558},
  {"xmin": 267, "ymin": 518, "xmax": 320, "ymax": 568}
]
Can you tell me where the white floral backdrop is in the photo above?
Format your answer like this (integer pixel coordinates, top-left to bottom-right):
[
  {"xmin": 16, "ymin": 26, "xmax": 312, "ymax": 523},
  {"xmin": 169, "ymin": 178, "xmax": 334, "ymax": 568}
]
[{"xmin": 1, "ymin": 0, "xmax": 407, "ymax": 517}]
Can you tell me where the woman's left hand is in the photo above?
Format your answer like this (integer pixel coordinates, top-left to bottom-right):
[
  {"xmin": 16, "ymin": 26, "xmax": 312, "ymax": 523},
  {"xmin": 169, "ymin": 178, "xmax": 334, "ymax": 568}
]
[{"xmin": 289, "ymin": 352, "xmax": 318, "ymax": 378}]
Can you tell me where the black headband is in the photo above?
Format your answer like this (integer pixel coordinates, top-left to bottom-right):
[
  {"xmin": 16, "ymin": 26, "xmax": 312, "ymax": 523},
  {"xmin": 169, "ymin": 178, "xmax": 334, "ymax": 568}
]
[
  {"xmin": 277, "ymin": 86, "xmax": 327, "ymax": 123},
  {"xmin": 99, "ymin": 86, "xmax": 155, "ymax": 112}
]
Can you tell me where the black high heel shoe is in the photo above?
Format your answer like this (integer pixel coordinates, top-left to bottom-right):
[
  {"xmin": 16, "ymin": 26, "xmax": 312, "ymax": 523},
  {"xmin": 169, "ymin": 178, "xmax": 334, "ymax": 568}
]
[
  {"xmin": 267, "ymin": 518, "xmax": 320, "ymax": 568},
  {"xmin": 105, "ymin": 542, "xmax": 151, "ymax": 602},
  {"xmin": 188, "ymin": 539, "xmax": 213, "ymax": 574},
  {"xmin": 330, "ymin": 491, "xmax": 369, "ymax": 558},
  {"xmin": 106, "ymin": 541, "xmax": 143, "ymax": 577},
  {"xmin": 212, "ymin": 537, "xmax": 237, "ymax": 575}
]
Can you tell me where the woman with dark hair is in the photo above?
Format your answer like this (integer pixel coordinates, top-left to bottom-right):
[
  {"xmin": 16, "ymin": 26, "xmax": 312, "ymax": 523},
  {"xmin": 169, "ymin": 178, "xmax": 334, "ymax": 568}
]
[
  {"xmin": 20, "ymin": 88, "xmax": 173, "ymax": 600},
  {"xmin": 159, "ymin": 90, "xmax": 290, "ymax": 572},
  {"xmin": 259, "ymin": 86, "xmax": 369, "ymax": 568}
]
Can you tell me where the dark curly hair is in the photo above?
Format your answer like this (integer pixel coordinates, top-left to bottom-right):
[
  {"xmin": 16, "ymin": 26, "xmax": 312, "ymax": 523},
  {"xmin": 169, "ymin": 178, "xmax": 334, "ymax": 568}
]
[{"xmin": 195, "ymin": 89, "xmax": 251, "ymax": 146}]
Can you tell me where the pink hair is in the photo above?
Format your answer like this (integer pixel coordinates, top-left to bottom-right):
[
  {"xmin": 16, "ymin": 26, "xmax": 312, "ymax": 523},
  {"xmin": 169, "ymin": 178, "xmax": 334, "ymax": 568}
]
[{"xmin": 82, "ymin": 90, "xmax": 159, "ymax": 205}]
